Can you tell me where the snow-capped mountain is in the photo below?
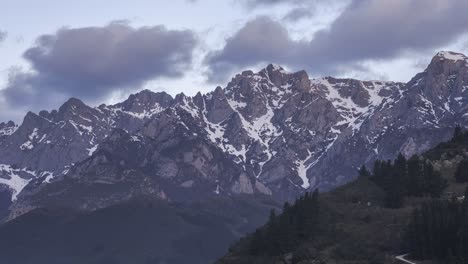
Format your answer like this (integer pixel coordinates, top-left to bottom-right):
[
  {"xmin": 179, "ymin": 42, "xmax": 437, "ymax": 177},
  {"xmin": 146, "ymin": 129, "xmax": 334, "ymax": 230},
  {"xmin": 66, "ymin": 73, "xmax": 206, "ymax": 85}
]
[
  {"xmin": 0, "ymin": 51, "xmax": 467, "ymax": 220},
  {"xmin": 0, "ymin": 121, "xmax": 17, "ymax": 142}
]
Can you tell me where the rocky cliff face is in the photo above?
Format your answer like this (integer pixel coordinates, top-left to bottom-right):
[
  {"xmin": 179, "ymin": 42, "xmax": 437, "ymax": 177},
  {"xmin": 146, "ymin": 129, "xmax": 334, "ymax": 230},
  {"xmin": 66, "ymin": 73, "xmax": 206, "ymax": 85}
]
[
  {"xmin": 0, "ymin": 121, "xmax": 17, "ymax": 143},
  {"xmin": 0, "ymin": 51, "xmax": 467, "ymax": 220}
]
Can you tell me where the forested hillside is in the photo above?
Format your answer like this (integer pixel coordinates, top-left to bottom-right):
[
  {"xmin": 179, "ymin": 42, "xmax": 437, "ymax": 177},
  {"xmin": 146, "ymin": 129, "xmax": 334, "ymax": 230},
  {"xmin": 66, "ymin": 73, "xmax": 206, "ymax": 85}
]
[{"xmin": 217, "ymin": 127, "xmax": 468, "ymax": 264}]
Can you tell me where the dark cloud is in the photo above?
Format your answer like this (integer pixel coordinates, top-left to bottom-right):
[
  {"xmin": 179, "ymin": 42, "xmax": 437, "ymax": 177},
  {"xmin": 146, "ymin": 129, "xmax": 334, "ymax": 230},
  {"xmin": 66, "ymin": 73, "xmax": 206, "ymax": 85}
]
[
  {"xmin": 0, "ymin": 31, "xmax": 7, "ymax": 42},
  {"xmin": 300, "ymin": 0, "xmax": 468, "ymax": 69},
  {"xmin": 189, "ymin": 0, "xmax": 308, "ymax": 5},
  {"xmin": 0, "ymin": 68, "xmax": 49, "ymax": 122},
  {"xmin": 282, "ymin": 7, "xmax": 314, "ymax": 22},
  {"xmin": 190, "ymin": 0, "xmax": 327, "ymax": 22},
  {"xmin": 244, "ymin": 0, "xmax": 346, "ymax": 25},
  {"xmin": 204, "ymin": 17, "xmax": 299, "ymax": 82},
  {"xmin": 241, "ymin": 0, "xmax": 309, "ymax": 7},
  {"xmin": 0, "ymin": 22, "xmax": 197, "ymax": 121},
  {"xmin": 240, "ymin": 0, "xmax": 342, "ymax": 14},
  {"xmin": 204, "ymin": 0, "xmax": 468, "ymax": 82},
  {"xmin": 24, "ymin": 22, "xmax": 196, "ymax": 97}
]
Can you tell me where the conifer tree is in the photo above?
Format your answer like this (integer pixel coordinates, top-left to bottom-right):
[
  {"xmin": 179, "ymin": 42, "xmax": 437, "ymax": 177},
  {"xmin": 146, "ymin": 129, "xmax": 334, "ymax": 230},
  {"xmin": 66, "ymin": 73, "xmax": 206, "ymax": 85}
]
[
  {"xmin": 463, "ymin": 187, "xmax": 468, "ymax": 209},
  {"xmin": 453, "ymin": 125, "xmax": 463, "ymax": 143},
  {"xmin": 358, "ymin": 165, "xmax": 371, "ymax": 178},
  {"xmin": 423, "ymin": 161, "xmax": 446, "ymax": 198},
  {"xmin": 406, "ymin": 198, "xmax": 468, "ymax": 261},
  {"xmin": 268, "ymin": 209, "xmax": 276, "ymax": 226},
  {"xmin": 247, "ymin": 191, "xmax": 320, "ymax": 256},
  {"xmin": 394, "ymin": 153, "xmax": 408, "ymax": 192},
  {"xmin": 407, "ymin": 155, "xmax": 422, "ymax": 196},
  {"xmin": 455, "ymin": 159, "xmax": 468, "ymax": 183},
  {"xmin": 368, "ymin": 154, "xmax": 446, "ymax": 208}
]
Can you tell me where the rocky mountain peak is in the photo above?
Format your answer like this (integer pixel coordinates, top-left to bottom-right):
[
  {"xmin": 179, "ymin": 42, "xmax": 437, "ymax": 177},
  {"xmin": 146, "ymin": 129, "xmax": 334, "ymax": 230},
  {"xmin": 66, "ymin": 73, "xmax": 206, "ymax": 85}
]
[
  {"xmin": 4, "ymin": 121, "xmax": 15, "ymax": 127},
  {"xmin": 213, "ymin": 86, "xmax": 225, "ymax": 96},
  {"xmin": 59, "ymin": 97, "xmax": 87, "ymax": 113},
  {"xmin": 204, "ymin": 87, "xmax": 233, "ymax": 124},
  {"xmin": 435, "ymin": 51, "xmax": 467, "ymax": 62},
  {"xmin": 174, "ymin": 92, "xmax": 188, "ymax": 103},
  {"xmin": 260, "ymin": 64, "xmax": 298, "ymax": 89},
  {"xmin": 114, "ymin": 90, "xmax": 174, "ymax": 117},
  {"xmin": 265, "ymin": 63, "xmax": 285, "ymax": 72},
  {"xmin": 241, "ymin": 70, "xmax": 254, "ymax": 76},
  {"xmin": 0, "ymin": 121, "xmax": 17, "ymax": 138},
  {"xmin": 225, "ymin": 64, "xmax": 310, "ymax": 99},
  {"xmin": 426, "ymin": 51, "xmax": 468, "ymax": 77},
  {"xmin": 51, "ymin": 97, "xmax": 94, "ymax": 122},
  {"xmin": 405, "ymin": 51, "xmax": 468, "ymax": 117},
  {"xmin": 192, "ymin": 92, "xmax": 204, "ymax": 109},
  {"xmin": 129, "ymin": 89, "xmax": 171, "ymax": 103},
  {"xmin": 262, "ymin": 63, "xmax": 286, "ymax": 78},
  {"xmin": 22, "ymin": 111, "xmax": 45, "ymax": 125},
  {"xmin": 0, "ymin": 121, "xmax": 16, "ymax": 130}
]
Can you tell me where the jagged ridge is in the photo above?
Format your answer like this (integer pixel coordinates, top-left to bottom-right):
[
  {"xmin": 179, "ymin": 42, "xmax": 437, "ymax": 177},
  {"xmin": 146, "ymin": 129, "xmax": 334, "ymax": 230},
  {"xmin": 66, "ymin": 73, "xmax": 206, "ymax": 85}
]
[{"xmin": 0, "ymin": 51, "xmax": 467, "ymax": 219}]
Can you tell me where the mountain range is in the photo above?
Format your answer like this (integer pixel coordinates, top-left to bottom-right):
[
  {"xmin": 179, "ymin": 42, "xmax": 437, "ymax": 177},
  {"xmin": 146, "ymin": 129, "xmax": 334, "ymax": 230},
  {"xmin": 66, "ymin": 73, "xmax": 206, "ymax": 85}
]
[
  {"xmin": 0, "ymin": 51, "xmax": 467, "ymax": 223},
  {"xmin": 0, "ymin": 51, "xmax": 467, "ymax": 263}
]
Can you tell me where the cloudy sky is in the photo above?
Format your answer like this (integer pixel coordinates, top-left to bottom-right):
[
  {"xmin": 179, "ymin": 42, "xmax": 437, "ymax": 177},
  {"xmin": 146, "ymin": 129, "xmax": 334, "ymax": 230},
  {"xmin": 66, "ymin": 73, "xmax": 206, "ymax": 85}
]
[{"xmin": 1, "ymin": 0, "xmax": 468, "ymax": 122}]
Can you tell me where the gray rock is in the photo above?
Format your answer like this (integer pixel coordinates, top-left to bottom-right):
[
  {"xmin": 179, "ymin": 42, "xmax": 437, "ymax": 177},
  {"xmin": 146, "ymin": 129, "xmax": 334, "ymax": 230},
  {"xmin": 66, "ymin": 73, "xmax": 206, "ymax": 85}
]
[{"xmin": 1, "ymin": 51, "xmax": 468, "ymax": 219}]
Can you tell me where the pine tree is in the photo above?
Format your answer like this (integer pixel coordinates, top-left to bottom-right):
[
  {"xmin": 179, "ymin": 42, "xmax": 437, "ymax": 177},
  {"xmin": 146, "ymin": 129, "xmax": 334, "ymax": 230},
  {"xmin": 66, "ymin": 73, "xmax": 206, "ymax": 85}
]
[
  {"xmin": 372, "ymin": 160, "xmax": 383, "ymax": 185},
  {"xmin": 247, "ymin": 192, "xmax": 321, "ymax": 256},
  {"xmin": 381, "ymin": 160, "xmax": 394, "ymax": 192},
  {"xmin": 462, "ymin": 187, "xmax": 468, "ymax": 209},
  {"xmin": 406, "ymin": 208, "xmax": 421, "ymax": 258},
  {"xmin": 395, "ymin": 153, "xmax": 407, "ymax": 169},
  {"xmin": 452, "ymin": 125, "xmax": 463, "ymax": 143},
  {"xmin": 455, "ymin": 159, "xmax": 468, "ymax": 183},
  {"xmin": 249, "ymin": 229, "xmax": 266, "ymax": 255},
  {"xmin": 358, "ymin": 165, "xmax": 371, "ymax": 178},
  {"xmin": 268, "ymin": 209, "xmax": 276, "ymax": 225},
  {"xmin": 406, "ymin": 198, "xmax": 468, "ymax": 261},
  {"xmin": 395, "ymin": 153, "xmax": 409, "ymax": 197},
  {"xmin": 385, "ymin": 174, "xmax": 405, "ymax": 208},
  {"xmin": 423, "ymin": 161, "xmax": 447, "ymax": 198},
  {"xmin": 407, "ymin": 155, "xmax": 422, "ymax": 196},
  {"xmin": 308, "ymin": 189, "xmax": 319, "ymax": 234},
  {"xmin": 378, "ymin": 158, "xmax": 406, "ymax": 208}
]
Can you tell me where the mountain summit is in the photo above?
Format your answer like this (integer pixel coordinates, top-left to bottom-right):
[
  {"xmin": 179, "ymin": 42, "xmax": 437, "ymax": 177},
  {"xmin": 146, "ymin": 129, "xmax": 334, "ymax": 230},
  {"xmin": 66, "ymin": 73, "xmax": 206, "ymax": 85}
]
[{"xmin": 0, "ymin": 51, "xmax": 467, "ymax": 220}]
